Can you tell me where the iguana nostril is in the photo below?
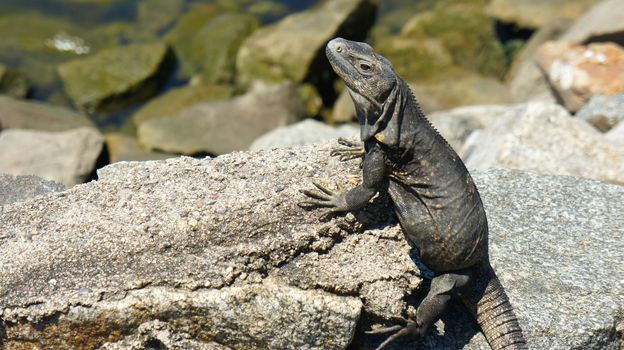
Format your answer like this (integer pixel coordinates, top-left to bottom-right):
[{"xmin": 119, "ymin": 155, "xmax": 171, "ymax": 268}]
[{"xmin": 336, "ymin": 46, "xmax": 342, "ymax": 53}]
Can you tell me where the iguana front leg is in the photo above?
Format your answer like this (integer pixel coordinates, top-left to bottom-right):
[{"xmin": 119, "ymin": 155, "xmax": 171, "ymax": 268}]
[
  {"xmin": 299, "ymin": 142, "xmax": 386, "ymax": 212},
  {"xmin": 330, "ymin": 137, "xmax": 365, "ymax": 162}
]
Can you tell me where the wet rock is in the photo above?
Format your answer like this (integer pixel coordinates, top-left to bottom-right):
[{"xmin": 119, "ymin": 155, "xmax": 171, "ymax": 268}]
[
  {"xmin": 487, "ymin": 0, "xmax": 600, "ymax": 29},
  {"xmin": 0, "ymin": 174, "xmax": 65, "ymax": 206},
  {"xmin": 236, "ymin": 0, "xmax": 377, "ymax": 84},
  {"xmin": 560, "ymin": 0, "xmax": 624, "ymax": 44},
  {"xmin": 0, "ymin": 142, "xmax": 621, "ymax": 348},
  {"xmin": 462, "ymin": 102, "xmax": 624, "ymax": 184},
  {"xmin": 576, "ymin": 93, "xmax": 624, "ymax": 132},
  {"xmin": 427, "ymin": 104, "xmax": 510, "ymax": 155},
  {"xmin": 535, "ymin": 41, "xmax": 624, "ymax": 112},
  {"xmin": 191, "ymin": 13, "xmax": 260, "ymax": 84},
  {"xmin": 58, "ymin": 42, "xmax": 175, "ymax": 114},
  {"xmin": 131, "ymin": 83, "xmax": 235, "ymax": 125},
  {"xmin": 0, "ymin": 127, "xmax": 103, "ymax": 187},
  {"xmin": 138, "ymin": 83, "xmax": 305, "ymax": 155},
  {"xmin": 507, "ymin": 18, "xmax": 572, "ymax": 103},
  {"xmin": 0, "ymin": 64, "xmax": 30, "ymax": 98},
  {"xmin": 105, "ymin": 133, "xmax": 172, "ymax": 163},
  {"xmin": 249, "ymin": 119, "xmax": 358, "ymax": 151},
  {"xmin": 0, "ymin": 95, "xmax": 94, "ymax": 131}
]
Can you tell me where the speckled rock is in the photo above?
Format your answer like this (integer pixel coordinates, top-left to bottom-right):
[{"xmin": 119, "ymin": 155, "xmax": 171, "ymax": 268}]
[
  {"xmin": 535, "ymin": 41, "xmax": 624, "ymax": 112},
  {"xmin": 58, "ymin": 42, "xmax": 175, "ymax": 114},
  {"xmin": 236, "ymin": 0, "xmax": 377, "ymax": 84},
  {"xmin": 0, "ymin": 173, "xmax": 65, "ymax": 206},
  {"xmin": 0, "ymin": 63, "xmax": 30, "ymax": 98},
  {"xmin": 560, "ymin": 0, "xmax": 624, "ymax": 43},
  {"xmin": 0, "ymin": 95, "xmax": 94, "ymax": 131},
  {"xmin": 0, "ymin": 127, "xmax": 103, "ymax": 186},
  {"xmin": 138, "ymin": 83, "xmax": 305, "ymax": 155},
  {"xmin": 462, "ymin": 102, "xmax": 624, "ymax": 184},
  {"xmin": 249, "ymin": 119, "xmax": 358, "ymax": 151},
  {"xmin": 575, "ymin": 93, "xmax": 624, "ymax": 132},
  {"xmin": 0, "ymin": 143, "xmax": 621, "ymax": 348}
]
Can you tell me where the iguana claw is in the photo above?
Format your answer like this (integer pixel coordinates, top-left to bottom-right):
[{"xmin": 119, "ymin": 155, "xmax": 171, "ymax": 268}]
[
  {"xmin": 368, "ymin": 321, "xmax": 420, "ymax": 350},
  {"xmin": 330, "ymin": 137, "xmax": 365, "ymax": 162},
  {"xmin": 298, "ymin": 181, "xmax": 348, "ymax": 212}
]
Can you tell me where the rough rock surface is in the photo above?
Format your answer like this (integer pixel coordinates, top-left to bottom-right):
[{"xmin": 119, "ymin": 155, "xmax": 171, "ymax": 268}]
[
  {"xmin": 0, "ymin": 127, "xmax": 103, "ymax": 187},
  {"xmin": 560, "ymin": 0, "xmax": 624, "ymax": 44},
  {"xmin": 249, "ymin": 119, "xmax": 358, "ymax": 151},
  {"xmin": 535, "ymin": 41, "xmax": 624, "ymax": 112},
  {"xmin": 138, "ymin": 83, "xmax": 305, "ymax": 155},
  {"xmin": 0, "ymin": 173, "xmax": 65, "ymax": 206},
  {"xmin": 0, "ymin": 95, "xmax": 94, "ymax": 132},
  {"xmin": 575, "ymin": 93, "xmax": 624, "ymax": 132},
  {"xmin": 427, "ymin": 104, "xmax": 510, "ymax": 155},
  {"xmin": 0, "ymin": 63, "xmax": 29, "ymax": 98},
  {"xmin": 606, "ymin": 122, "xmax": 624, "ymax": 146},
  {"xmin": 58, "ymin": 42, "xmax": 175, "ymax": 114},
  {"xmin": 236, "ymin": 0, "xmax": 377, "ymax": 84},
  {"xmin": 486, "ymin": 0, "xmax": 599, "ymax": 29},
  {"xmin": 463, "ymin": 102, "xmax": 624, "ymax": 184},
  {"xmin": 0, "ymin": 143, "xmax": 621, "ymax": 349}
]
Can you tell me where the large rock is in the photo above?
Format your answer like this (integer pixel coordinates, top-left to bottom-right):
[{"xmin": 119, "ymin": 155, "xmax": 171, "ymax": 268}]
[
  {"xmin": 0, "ymin": 127, "xmax": 104, "ymax": 187},
  {"xmin": 487, "ymin": 0, "xmax": 600, "ymax": 29},
  {"xmin": 131, "ymin": 83, "xmax": 234, "ymax": 125},
  {"xmin": 236, "ymin": 0, "xmax": 377, "ymax": 84},
  {"xmin": 575, "ymin": 93, "xmax": 624, "ymax": 132},
  {"xmin": 427, "ymin": 104, "xmax": 511, "ymax": 155},
  {"xmin": 58, "ymin": 42, "xmax": 175, "ymax": 114},
  {"xmin": 535, "ymin": 41, "xmax": 624, "ymax": 112},
  {"xmin": 0, "ymin": 63, "xmax": 30, "ymax": 98},
  {"xmin": 105, "ymin": 133, "xmax": 172, "ymax": 163},
  {"xmin": 462, "ymin": 102, "xmax": 624, "ymax": 184},
  {"xmin": 249, "ymin": 119, "xmax": 359, "ymax": 151},
  {"xmin": 0, "ymin": 95, "xmax": 94, "ymax": 131},
  {"xmin": 138, "ymin": 83, "xmax": 305, "ymax": 155},
  {"xmin": 0, "ymin": 143, "xmax": 621, "ymax": 349},
  {"xmin": 560, "ymin": 0, "xmax": 624, "ymax": 44},
  {"xmin": 0, "ymin": 174, "xmax": 65, "ymax": 206}
]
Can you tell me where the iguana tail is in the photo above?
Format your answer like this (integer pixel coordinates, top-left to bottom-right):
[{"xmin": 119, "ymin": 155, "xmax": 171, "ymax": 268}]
[{"xmin": 459, "ymin": 260, "xmax": 528, "ymax": 350}]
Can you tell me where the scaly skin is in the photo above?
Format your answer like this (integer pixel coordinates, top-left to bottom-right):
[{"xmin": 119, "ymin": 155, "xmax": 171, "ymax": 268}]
[{"xmin": 301, "ymin": 38, "xmax": 527, "ymax": 349}]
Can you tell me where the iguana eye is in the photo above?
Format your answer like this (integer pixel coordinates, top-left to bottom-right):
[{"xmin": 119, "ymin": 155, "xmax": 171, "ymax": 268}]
[{"xmin": 359, "ymin": 63, "xmax": 371, "ymax": 71}]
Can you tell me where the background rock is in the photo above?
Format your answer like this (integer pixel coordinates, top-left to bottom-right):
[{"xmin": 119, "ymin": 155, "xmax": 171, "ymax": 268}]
[
  {"xmin": 104, "ymin": 133, "xmax": 172, "ymax": 163},
  {"xmin": 605, "ymin": 121, "xmax": 624, "ymax": 146},
  {"xmin": 0, "ymin": 173, "xmax": 65, "ymax": 206},
  {"xmin": 427, "ymin": 104, "xmax": 510, "ymax": 155},
  {"xmin": 535, "ymin": 41, "xmax": 624, "ymax": 112},
  {"xmin": 0, "ymin": 144, "xmax": 621, "ymax": 349},
  {"xmin": 0, "ymin": 95, "xmax": 94, "ymax": 131},
  {"xmin": 249, "ymin": 119, "xmax": 358, "ymax": 151},
  {"xmin": 462, "ymin": 102, "xmax": 624, "ymax": 184},
  {"xmin": 236, "ymin": 0, "xmax": 377, "ymax": 84},
  {"xmin": 0, "ymin": 63, "xmax": 29, "ymax": 98},
  {"xmin": 560, "ymin": 0, "xmax": 624, "ymax": 44},
  {"xmin": 486, "ymin": 0, "xmax": 600, "ymax": 29},
  {"xmin": 0, "ymin": 127, "xmax": 103, "ymax": 186},
  {"xmin": 575, "ymin": 93, "xmax": 624, "ymax": 132},
  {"xmin": 58, "ymin": 42, "xmax": 175, "ymax": 114},
  {"xmin": 138, "ymin": 83, "xmax": 305, "ymax": 155}
]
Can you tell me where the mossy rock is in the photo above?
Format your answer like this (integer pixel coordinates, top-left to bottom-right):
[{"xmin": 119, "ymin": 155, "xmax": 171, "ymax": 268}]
[
  {"xmin": 0, "ymin": 64, "xmax": 30, "ymax": 98},
  {"xmin": 375, "ymin": 1, "xmax": 507, "ymax": 82},
  {"xmin": 191, "ymin": 13, "xmax": 260, "ymax": 84},
  {"xmin": 132, "ymin": 83, "xmax": 235, "ymax": 125},
  {"xmin": 58, "ymin": 42, "xmax": 175, "ymax": 114}
]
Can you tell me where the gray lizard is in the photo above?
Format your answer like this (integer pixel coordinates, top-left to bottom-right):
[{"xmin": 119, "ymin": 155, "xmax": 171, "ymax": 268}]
[{"xmin": 301, "ymin": 38, "xmax": 527, "ymax": 350}]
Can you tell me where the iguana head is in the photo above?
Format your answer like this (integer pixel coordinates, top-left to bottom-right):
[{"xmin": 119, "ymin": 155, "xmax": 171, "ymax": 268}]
[{"xmin": 326, "ymin": 38, "xmax": 403, "ymax": 146}]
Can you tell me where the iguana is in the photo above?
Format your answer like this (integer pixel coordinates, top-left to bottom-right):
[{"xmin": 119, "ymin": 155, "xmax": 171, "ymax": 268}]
[{"xmin": 300, "ymin": 38, "xmax": 527, "ymax": 350}]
